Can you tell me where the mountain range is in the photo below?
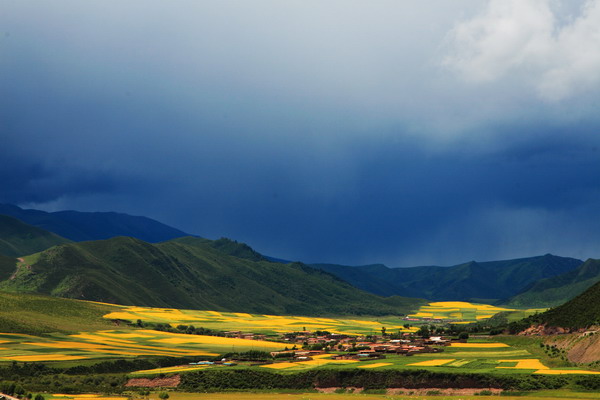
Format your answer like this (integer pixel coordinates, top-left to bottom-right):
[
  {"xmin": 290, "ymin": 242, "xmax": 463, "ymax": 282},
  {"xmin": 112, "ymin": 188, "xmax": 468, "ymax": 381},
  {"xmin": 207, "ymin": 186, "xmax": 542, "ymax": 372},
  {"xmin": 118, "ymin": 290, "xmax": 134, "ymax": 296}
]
[
  {"xmin": 506, "ymin": 258, "xmax": 600, "ymax": 308},
  {"xmin": 1, "ymin": 203, "xmax": 600, "ymax": 317},
  {"xmin": 0, "ymin": 203, "xmax": 190, "ymax": 243},
  {"xmin": 312, "ymin": 255, "xmax": 584, "ymax": 304},
  {"xmin": 0, "ymin": 214, "xmax": 71, "ymax": 258}
]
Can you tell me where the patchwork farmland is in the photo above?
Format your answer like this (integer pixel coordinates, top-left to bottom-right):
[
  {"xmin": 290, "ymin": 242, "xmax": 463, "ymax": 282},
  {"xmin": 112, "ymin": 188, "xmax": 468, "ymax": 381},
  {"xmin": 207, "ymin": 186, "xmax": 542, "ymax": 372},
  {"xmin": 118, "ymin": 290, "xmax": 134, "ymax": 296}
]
[
  {"xmin": 407, "ymin": 301, "xmax": 544, "ymax": 323},
  {"xmin": 1, "ymin": 302, "xmax": 597, "ymax": 377}
]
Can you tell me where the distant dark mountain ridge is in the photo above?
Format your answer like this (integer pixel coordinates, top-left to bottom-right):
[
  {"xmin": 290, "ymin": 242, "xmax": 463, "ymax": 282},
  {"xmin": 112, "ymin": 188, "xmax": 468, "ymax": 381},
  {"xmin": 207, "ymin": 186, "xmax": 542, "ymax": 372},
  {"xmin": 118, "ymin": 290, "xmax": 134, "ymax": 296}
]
[
  {"xmin": 0, "ymin": 214, "xmax": 71, "ymax": 257},
  {"xmin": 506, "ymin": 258, "xmax": 600, "ymax": 307},
  {"xmin": 0, "ymin": 235, "xmax": 425, "ymax": 316},
  {"xmin": 312, "ymin": 254, "xmax": 583, "ymax": 304},
  {"xmin": 0, "ymin": 204, "xmax": 190, "ymax": 243}
]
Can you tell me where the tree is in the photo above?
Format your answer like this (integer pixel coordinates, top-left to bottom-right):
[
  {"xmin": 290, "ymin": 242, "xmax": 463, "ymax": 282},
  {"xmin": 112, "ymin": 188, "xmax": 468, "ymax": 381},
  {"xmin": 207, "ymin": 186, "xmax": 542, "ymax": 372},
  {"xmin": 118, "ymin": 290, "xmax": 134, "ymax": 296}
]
[
  {"xmin": 35, "ymin": 395, "xmax": 45, "ymax": 400},
  {"xmin": 158, "ymin": 393, "xmax": 169, "ymax": 400}
]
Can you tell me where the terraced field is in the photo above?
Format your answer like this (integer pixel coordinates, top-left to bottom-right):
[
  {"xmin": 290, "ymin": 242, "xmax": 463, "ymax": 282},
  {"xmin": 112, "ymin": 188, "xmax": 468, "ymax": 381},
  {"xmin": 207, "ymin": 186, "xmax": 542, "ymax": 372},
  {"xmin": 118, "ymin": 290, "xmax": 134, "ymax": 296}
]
[{"xmin": 103, "ymin": 305, "xmax": 419, "ymax": 335}]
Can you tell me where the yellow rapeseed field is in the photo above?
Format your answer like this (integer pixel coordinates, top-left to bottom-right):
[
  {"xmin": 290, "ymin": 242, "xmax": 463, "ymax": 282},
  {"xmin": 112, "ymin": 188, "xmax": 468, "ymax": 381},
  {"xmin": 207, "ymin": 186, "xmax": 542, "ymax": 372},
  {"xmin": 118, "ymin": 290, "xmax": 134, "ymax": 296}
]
[
  {"xmin": 296, "ymin": 359, "xmax": 358, "ymax": 366},
  {"xmin": 358, "ymin": 362, "xmax": 392, "ymax": 368},
  {"xmin": 429, "ymin": 301, "xmax": 510, "ymax": 311},
  {"xmin": 143, "ymin": 330, "xmax": 283, "ymax": 349},
  {"xmin": 131, "ymin": 365, "xmax": 210, "ymax": 375},
  {"xmin": 261, "ymin": 362, "xmax": 297, "ymax": 369},
  {"xmin": 450, "ymin": 343, "xmax": 510, "ymax": 348},
  {"xmin": 534, "ymin": 369, "xmax": 600, "ymax": 375},
  {"xmin": 101, "ymin": 306, "xmax": 416, "ymax": 335},
  {"xmin": 98, "ymin": 332, "xmax": 153, "ymax": 338},
  {"xmin": 408, "ymin": 359, "xmax": 455, "ymax": 367},
  {"xmin": 102, "ymin": 312, "xmax": 140, "ymax": 320},
  {"xmin": 497, "ymin": 359, "xmax": 548, "ymax": 370},
  {"xmin": 4, "ymin": 354, "xmax": 87, "ymax": 362},
  {"xmin": 408, "ymin": 301, "xmax": 514, "ymax": 322}
]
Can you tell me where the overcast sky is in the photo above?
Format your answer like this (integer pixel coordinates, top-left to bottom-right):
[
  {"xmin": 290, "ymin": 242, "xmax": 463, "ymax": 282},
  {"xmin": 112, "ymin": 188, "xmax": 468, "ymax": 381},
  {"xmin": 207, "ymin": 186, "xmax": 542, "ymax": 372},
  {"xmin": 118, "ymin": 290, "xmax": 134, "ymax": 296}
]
[{"xmin": 2, "ymin": 0, "xmax": 600, "ymax": 266}]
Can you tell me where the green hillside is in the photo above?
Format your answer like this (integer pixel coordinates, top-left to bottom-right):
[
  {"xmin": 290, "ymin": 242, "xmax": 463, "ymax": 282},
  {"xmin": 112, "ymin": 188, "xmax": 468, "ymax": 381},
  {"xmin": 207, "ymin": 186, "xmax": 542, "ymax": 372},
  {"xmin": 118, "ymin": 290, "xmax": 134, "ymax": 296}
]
[
  {"xmin": 313, "ymin": 254, "xmax": 583, "ymax": 304},
  {"xmin": 173, "ymin": 236, "xmax": 266, "ymax": 262},
  {"xmin": 0, "ymin": 214, "xmax": 71, "ymax": 257},
  {"xmin": 0, "ymin": 291, "xmax": 118, "ymax": 334},
  {"xmin": 507, "ymin": 259, "xmax": 600, "ymax": 307},
  {"xmin": 0, "ymin": 253, "xmax": 17, "ymax": 281},
  {"xmin": 523, "ymin": 279, "xmax": 600, "ymax": 330},
  {"xmin": 0, "ymin": 236, "xmax": 425, "ymax": 316}
]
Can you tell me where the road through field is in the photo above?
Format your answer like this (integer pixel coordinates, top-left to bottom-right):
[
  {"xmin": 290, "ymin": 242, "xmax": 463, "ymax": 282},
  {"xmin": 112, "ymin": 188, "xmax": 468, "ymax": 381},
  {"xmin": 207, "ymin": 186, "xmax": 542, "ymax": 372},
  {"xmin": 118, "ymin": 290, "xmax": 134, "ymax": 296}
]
[{"xmin": 0, "ymin": 392, "xmax": 20, "ymax": 400}]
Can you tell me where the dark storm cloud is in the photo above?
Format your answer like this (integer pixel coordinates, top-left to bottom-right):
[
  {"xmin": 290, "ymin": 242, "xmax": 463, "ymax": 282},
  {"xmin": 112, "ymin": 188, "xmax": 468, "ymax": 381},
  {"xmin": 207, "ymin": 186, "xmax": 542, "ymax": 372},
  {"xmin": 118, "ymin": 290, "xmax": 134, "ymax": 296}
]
[{"xmin": 2, "ymin": 1, "xmax": 600, "ymax": 266}]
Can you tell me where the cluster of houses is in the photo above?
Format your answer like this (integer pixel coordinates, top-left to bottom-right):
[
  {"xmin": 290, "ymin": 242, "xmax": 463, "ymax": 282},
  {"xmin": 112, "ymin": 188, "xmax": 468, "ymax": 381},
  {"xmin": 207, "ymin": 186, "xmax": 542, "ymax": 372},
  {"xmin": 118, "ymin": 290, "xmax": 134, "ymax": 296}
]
[
  {"xmin": 265, "ymin": 331, "xmax": 464, "ymax": 362},
  {"xmin": 224, "ymin": 331, "xmax": 267, "ymax": 341}
]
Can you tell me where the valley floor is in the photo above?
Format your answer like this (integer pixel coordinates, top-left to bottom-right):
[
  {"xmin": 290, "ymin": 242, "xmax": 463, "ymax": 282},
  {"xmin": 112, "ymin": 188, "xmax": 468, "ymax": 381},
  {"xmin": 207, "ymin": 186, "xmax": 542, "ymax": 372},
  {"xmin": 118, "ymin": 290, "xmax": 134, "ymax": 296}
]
[{"xmin": 45, "ymin": 390, "xmax": 600, "ymax": 400}]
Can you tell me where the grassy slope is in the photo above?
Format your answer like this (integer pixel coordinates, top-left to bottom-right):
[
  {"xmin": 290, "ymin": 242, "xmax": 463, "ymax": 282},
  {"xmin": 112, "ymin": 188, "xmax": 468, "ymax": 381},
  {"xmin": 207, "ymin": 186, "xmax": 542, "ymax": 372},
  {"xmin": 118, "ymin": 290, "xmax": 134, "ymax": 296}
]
[
  {"xmin": 507, "ymin": 259, "xmax": 600, "ymax": 308},
  {"xmin": 0, "ymin": 214, "xmax": 71, "ymax": 257},
  {"xmin": 0, "ymin": 253, "xmax": 17, "ymax": 281},
  {"xmin": 314, "ymin": 254, "xmax": 583, "ymax": 303},
  {"xmin": 0, "ymin": 236, "xmax": 425, "ymax": 316},
  {"xmin": 530, "ymin": 279, "xmax": 600, "ymax": 329},
  {"xmin": 0, "ymin": 291, "xmax": 118, "ymax": 334},
  {"xmin": 177, "ymin": 237, "xmax": 266, "ymax": 262}
]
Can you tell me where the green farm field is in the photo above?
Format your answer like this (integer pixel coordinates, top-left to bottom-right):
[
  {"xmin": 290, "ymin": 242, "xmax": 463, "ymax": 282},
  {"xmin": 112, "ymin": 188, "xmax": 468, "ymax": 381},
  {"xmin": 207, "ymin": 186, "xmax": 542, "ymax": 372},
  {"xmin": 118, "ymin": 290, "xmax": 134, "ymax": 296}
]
[
  {"xmin": 126, "ymin": 338, "xmax": 600, "ymax": 376},
  {"xmin": 47, "ymin": 390, "xmax": 600, "ymax": 400}
]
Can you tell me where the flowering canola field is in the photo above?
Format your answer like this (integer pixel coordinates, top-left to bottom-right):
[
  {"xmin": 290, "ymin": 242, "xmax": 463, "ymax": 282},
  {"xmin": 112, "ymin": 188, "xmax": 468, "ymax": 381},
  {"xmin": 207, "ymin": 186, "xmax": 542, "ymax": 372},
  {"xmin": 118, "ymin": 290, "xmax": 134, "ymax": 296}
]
[
  {"xmin": 103, "ymin": 306, "xmax": 418, "ymax": 335},
  {"xmin": 0, "ymin": 329, "xmax": 284, "ymax": 362},
  {"xmin": 408, "ymin": 301, "xmax": 544, "ymax": 322}
]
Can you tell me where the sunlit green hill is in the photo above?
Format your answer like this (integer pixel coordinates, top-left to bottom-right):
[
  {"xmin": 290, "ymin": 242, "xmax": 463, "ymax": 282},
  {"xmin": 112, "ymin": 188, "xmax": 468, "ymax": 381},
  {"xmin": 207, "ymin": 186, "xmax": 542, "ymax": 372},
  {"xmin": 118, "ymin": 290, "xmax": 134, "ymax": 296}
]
[{"xmin": 0, "ymin": 236, "xmax": 425, "ymax": 316}]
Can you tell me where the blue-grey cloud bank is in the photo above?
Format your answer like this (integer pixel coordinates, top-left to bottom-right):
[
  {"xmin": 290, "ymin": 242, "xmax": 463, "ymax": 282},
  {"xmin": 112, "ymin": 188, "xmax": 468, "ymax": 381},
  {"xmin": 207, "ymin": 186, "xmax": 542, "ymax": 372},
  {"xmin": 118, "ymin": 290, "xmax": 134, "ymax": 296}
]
[{"xmin": 2, "ymin": 0, "xmax": 600, "ymax": 267}]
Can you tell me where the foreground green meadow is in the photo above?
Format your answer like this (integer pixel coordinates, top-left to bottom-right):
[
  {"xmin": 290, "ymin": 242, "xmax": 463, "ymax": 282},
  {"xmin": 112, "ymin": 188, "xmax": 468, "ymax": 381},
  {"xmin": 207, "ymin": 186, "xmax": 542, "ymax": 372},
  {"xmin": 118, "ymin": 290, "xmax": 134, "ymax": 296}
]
[{"xmin": 47, "ymin": 390, "xmax": 600, "ymax": 400}]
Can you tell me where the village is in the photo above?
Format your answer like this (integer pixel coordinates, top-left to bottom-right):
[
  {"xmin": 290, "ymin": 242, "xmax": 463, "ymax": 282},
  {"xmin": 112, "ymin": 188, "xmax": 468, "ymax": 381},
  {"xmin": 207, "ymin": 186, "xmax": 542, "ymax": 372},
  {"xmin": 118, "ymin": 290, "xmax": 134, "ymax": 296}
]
[{"xmin": 217, "ymin": 327, "xmax": 467, "ymax": 365}]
